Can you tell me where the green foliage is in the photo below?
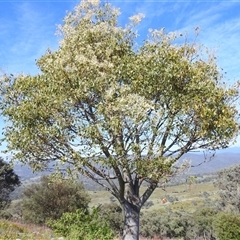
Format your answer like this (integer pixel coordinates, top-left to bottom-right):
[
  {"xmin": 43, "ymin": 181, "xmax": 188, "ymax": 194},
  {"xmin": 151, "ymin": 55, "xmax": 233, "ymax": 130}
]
[
  {"xmin": 47, "ymin": 207, "xmax": 115, "ymax": 240},
  {"xmin": 140, "ymin": 210, "xmax": 196, "ymax": 239},
  {"xmin": 21, "ymin": 174, "xmax": 90, "ymax": 224},
  {"xmin": 140, "ymin": 207, "xmax": 220, "ymax": 240},
  {"xmin": 98, "ymin": 202, "xmax": 123, "ymax": 235},
  {"xmin": 193, "ymin": 207, "xmax": 218, "ymax": 240},
  {"xmin": 214, "ymin": 164, "xmax": 240, "ymax": 213},
  {"xmin": 213, "ymin": 212, "xmax": 240, "ymax": 240},
  {"xmin": 0, "ymin": 157, "xmax": 20, "ymax": 210}
]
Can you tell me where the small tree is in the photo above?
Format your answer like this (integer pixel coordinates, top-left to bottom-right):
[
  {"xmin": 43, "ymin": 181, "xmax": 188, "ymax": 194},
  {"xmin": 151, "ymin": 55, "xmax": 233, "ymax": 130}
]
[
  {"xmin": 0, "ymin": 157, "xmax": 20, "ymax": 210},
  {"xmin": 0, "ymin": 1, "xmax": 239, "ymax": 239},
  {"xmin": 187, "ymin": 175, "xmax": 197, "ymax": 191},
  {"xmin": 21, "ymin": 175, "xmax": 90, "ymax": 224},
  {"xmin": 214, "ymin": 164, "xmax": 240, "ymax": 213}
]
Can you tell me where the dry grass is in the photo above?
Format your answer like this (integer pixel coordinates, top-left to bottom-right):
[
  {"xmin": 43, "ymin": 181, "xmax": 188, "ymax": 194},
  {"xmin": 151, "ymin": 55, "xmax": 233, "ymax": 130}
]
[
  {"xmin": 0, "ymin": 219, "xmax": 56, "ymax": 240},
  {"xmin": 114, "ymin": 237, "xmax": 181, "ymax": 240}
]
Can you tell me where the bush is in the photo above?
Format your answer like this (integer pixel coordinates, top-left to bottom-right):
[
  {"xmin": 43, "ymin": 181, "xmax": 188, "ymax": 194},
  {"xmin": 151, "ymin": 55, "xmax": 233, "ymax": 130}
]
[
  {"xmin": 98, "ymin": 202, "xmax": 123, "ymax": 235},
  {"xmin": 140, "ymin": 208, "xmax": 219, "ymax": 240},
  {"xmin": 140, "ymin": 210, "xmax": 195, "ymax": 239},
  {"xmin": 213, "ymin": 212, "xmax": 240, "ymax": 240},
  {"xmin": 21, "ymin": 174, "xmax": 90, "ymax": 224},
  {"xmin": 47, "ymin": 207, "xmax": 115, "ymax": 240},
  {"xmin": 142, "ymin": 200, "xmax": 154, "ymax": 209},
  {"xmin": 140, "ymin": 211, "xmax": 169, "ymax": 238},
  {"xmin": 214, "ymin": 164, "xmax": 240, "ymax": 213},
  {"xmin": 193, "ymin": 207, "xmax": 218, "ymax": 240}
]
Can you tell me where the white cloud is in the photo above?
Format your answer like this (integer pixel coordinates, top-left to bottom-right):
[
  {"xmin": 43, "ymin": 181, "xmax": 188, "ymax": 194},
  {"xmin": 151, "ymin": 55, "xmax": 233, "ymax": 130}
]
[
  {"xmin": 0, "ymin": 2, "xmax": 60, "ymax": 75},
  {"xmin": 175, "ymin": 2, "xmax": 240, "ymax": 82}
]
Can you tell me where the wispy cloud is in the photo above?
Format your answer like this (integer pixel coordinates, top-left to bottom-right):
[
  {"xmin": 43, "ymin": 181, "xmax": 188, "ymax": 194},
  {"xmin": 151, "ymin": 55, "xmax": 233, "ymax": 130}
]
[
  {"xmin": 0, "ymin": 2, "xmax": 77, "ymax": 75},
  {"xmin": 5, "ymin": 2, "xmax": 58, "ymax": 74},
  {"xmin": 174, "ymin": 2, "xmax": 240, "ymax": 81}
]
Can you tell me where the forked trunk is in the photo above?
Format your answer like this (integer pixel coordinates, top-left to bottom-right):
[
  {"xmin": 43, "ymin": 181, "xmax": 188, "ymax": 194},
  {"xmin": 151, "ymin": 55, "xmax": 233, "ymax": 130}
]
[{"xmin": 122, "ymin": 201, "xmax": 140, "ymax": 240}]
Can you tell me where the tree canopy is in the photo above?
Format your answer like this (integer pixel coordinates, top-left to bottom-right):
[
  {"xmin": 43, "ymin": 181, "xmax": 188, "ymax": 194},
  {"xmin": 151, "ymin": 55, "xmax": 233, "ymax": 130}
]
[{"xmin": 0, "ymin": 1, "xmax": 239, "ymax": 239}]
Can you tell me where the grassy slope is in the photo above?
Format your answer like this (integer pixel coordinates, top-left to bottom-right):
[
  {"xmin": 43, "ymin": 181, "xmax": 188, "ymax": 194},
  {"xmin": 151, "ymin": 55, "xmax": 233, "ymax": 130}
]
[{"xmin": 88, "ymin": 181, "xmax": 218, "ymax": 213}]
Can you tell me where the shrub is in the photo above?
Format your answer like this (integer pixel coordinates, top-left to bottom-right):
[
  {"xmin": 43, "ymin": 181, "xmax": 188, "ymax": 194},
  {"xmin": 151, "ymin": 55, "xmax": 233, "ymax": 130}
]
[
  {"xmin": 142, "ymin": 200, "xmax": 154, "ymax": 209},
  {"xmin": 214, "ymin": 164, "xmax": 240, "ymax": 213},
  {"xmin": 98, "ymin": 202, "xmax": 123, "ymax": 235},
  {"xmin": 213, "ymin": 212, "xmax": 240, "ymax": 240},
  {"xmin": 140, "ymin": 209, "xmax": 219, "ymax": 240},
  {"xmin": 140, "ymin": 211, "xmax": 169, "ymax": 238},
  {"xmin": 21, "ymin": 174, "xmax": 90, "ymax": 224},
  {"xmin": 47, "ymin": 207, "xmax": 115, "ymax": 240},
  {"xmin": 193, "ymin": 207, "xmax": 218, "ymax": 240}
]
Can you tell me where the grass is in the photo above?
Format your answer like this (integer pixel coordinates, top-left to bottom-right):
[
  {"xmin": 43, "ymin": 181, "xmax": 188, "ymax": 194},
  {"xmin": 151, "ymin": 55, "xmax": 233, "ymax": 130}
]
[
  {"xmin": 0, "ymin": 219, "xmax": 57, "ymax": 240},
  {"xmin": 88, "ymin": 181, "xmax": 218, "ymax": 213}
]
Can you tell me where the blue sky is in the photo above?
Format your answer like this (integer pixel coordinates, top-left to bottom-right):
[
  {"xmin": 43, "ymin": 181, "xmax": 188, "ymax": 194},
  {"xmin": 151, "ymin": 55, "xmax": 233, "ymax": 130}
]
[{"xmin": 0, "ymin": 0, "xmax": 240, "ymax": 146}]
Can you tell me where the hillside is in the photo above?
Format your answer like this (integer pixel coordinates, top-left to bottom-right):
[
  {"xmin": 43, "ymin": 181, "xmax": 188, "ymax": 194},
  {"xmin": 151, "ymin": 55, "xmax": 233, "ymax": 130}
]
[{"xmin": 12, "ymin": 147, "xmax": 240, "ymax": 189}]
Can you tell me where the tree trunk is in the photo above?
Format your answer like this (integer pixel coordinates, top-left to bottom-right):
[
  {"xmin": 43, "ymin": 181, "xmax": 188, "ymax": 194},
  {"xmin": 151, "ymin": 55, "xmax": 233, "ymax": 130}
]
[{"xmin": 122, "ymin": 201, "xmax": 140, "ymax": 240}]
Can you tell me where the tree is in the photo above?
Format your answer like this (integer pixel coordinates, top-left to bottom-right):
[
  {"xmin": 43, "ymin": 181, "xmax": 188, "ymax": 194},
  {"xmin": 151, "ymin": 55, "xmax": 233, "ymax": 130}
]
[
  {"xmin": 187, "ymin": 175, "xmax": 197, "ymax": 191},
  {"xmin": 214, "ymin": 164, "xmax": 240, "ymax": 213},
  {"xmin": 0, "ymin": 157, "xmax": 20, "ymax": 210},
  {"xmin": 0, "ymin": 1, "xmax": 239, "ymax": 239},
  {"xmin": 21, "ymin": 175, "xmax": 90, "ymax": 224}
]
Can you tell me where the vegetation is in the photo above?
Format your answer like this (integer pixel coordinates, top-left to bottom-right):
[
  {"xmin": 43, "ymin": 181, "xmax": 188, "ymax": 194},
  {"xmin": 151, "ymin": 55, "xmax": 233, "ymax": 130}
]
[
  {"xmin": 0, "ymin": 219, "xmax": 54, "ymax": 240},
  {"xmin": 20, "ymin": 175, "xmax": 90, "ymax": 224},
  {"xmin": 214, "ymin": 164, "xmax": 240, "ymax": 213},
  {"xmin": 47, "ymin": 207, "xmax": 115, "ymax": 240},
  {"xmin": 0, "ymin": 0, "xmax": 239, "ymax": 239},
  {"xmin": 213, "ymin": 212, "xmax": 240, "ymax": 240},
  {"xmin": 0, "ymin": 172, "xmax": 239, "ymax": 239},
  {"xmin": 0, "ymin": 157, "xmax": 20, "ymax": 211},
  {"xmin": 98, "ymin": 202, "xmax": 124, "ymax": 235}
]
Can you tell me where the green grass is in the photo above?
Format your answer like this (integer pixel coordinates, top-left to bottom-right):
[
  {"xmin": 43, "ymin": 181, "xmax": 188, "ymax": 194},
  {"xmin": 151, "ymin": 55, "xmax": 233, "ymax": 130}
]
[
  {"xmin": 88, "ymin": 190, "xmax": 112, "ymax": 208},
  {"xmin": 88, "ymin": 181, "xmax": 218, "ymax": 213}
]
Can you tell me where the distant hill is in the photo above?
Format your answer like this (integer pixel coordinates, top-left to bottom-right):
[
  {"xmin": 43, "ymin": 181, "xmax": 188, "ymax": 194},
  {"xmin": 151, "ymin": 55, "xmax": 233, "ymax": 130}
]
[
  {"xmin": 180, "ymin": 147, "xmax": 240, "ymax": 174},
  {"xmin": 13, "ymin": 147, "xmax": 240, "ymax": 188}
]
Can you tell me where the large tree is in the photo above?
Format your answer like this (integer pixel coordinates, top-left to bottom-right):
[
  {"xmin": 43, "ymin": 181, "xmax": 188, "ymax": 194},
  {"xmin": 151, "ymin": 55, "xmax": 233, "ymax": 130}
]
[{"xmin": 0, "ymin": 1, "xmax": 239, "ymax": 239}]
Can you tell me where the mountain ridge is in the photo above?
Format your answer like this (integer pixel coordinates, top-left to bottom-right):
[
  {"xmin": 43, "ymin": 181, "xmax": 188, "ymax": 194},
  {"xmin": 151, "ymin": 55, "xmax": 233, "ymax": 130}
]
[{"xmin": 13, "ymin": 147, "xmax": 240, "ymax": 181}]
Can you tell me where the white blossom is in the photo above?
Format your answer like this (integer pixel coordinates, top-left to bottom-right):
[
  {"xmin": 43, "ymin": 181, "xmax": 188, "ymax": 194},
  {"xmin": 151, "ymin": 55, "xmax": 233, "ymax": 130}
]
[{"xmin": 129, "ymin": 13, "xmax": 145, "ymax": 25}]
